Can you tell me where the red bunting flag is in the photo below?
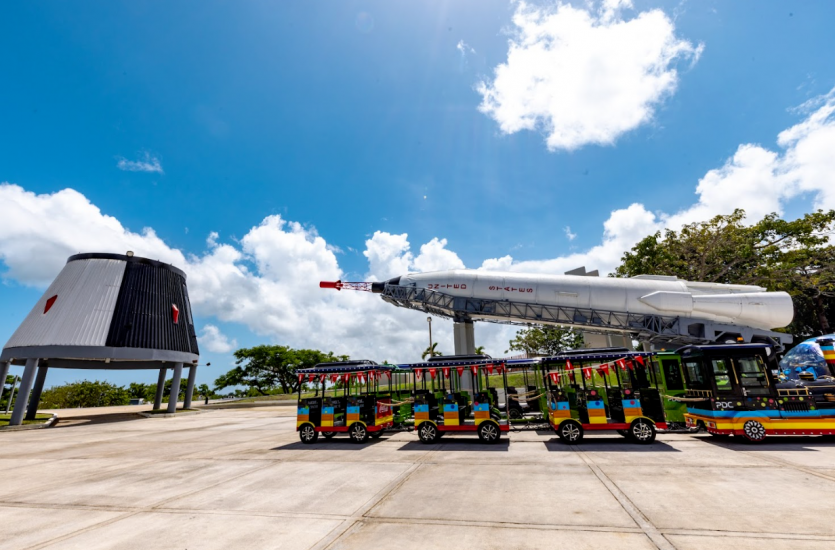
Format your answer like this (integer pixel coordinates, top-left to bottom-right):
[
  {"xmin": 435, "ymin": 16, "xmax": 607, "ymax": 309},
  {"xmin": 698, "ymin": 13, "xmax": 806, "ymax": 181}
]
[
  {"xmin": 582, "ymin": 367, "xmax": 592, "ymax": 380},
  {"xmin": 308, "ymin": 373, "xmax": 316, "ymax": 383},
  {"xmin": 415, "ymin": 368, "xmax": 423, "ymax": 380},
  {"xmin": 342, "ymin": 373, "xmax": 350, "ymax": 383},
  {"xmin": 566, "ymin": 359, "xmax": 573, "ymax": 370},
  {"xmin": 626, "ymin": 360, "xmax": 634, "ymax": 371},
  {"xmin": 358, "ymin": 372, "xmax": 365, "ymax": 383},
  {"xmin": 617, "ymin": 359, "xmax": 627, "ymax": 371},
  {"xmin": 471, "ymin": 365, "xmax": 478, "ymax": 375},
  {"xmin": 429, "ymin": 368, "xmax": 437, "ymax": 379},
  {"xmin": 496, "ymin": 364, "xmax": 505, "ymax": 374},
  {"xmin": 456, "ymin": 366, "xmax": 465, "ymax": 377},
  {"xmin": 298, "ymin": 373, "xmax": 304, "ymax": 383},
  {"xmin": 319, "ymin": 374, "xmax": 326, "ymax": 384},
  {"xmin": 330, "ymin": 374, "xmax": 339, "ymax": 383},
  {"xmin": 598, "ymin": 363, "xmax": 610, "ymax": 376},
  {"xmin": 549, "ymin": 372, "xmax": 560, "ymax": 384},
  {"xmin": 442, "ymin": 367, "xmax": 450, "ymax": 378},
  {"xmin": 635, "ymin": 355, "xmax": 645, "ymax": 366},
  {"xmin": 487, "ymin": 363, "xmax": 494, "ymax": 375}
]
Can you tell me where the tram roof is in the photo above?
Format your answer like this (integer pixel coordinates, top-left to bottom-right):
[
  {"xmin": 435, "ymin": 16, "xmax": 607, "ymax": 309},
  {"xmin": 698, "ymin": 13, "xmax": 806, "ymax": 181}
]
[
  {"xmin": 540, "ymin": 350, "xmax": 655, "ymax": 363},
  {"xmin": 298, "ymin": 360, "xmax": 393, "ymax": 374},
  {"xmin": 396, "ymin": 357, "xmax": 537, "ymax": 369},
  {"xmin": 677, "ymin": 343, "xmax": 772, "ymax": 356}
]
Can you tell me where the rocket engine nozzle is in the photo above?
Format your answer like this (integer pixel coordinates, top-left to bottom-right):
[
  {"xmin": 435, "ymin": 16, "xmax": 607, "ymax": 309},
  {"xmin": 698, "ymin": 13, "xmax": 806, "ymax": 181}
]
[{"xmin": 319, "ymin": 280, "xmax": 383, "ymax": 293}]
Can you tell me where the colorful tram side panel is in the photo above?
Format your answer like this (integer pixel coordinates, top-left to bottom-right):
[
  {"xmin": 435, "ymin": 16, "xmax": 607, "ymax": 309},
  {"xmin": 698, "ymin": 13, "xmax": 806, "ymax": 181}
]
[
  {"xmin": 680, "ymin": 343, "xmax": 835, "ymax": 442},
  {"xmin": 295, "ymin": 360, "xmax": 396, "ymax": 444},
  {"xmin": 543, "ymin": 350, "xmax": 667, "ymax": 445}
]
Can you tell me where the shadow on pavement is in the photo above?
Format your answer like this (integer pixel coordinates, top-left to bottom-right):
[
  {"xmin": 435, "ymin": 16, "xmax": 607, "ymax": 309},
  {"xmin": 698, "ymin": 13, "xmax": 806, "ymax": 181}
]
[
  {"xmin": 697, "ymin": 434, "xmax": 835, "ymax": 451},
  {"xmin": 52, "ymin": 413, "xmax": 147, "ymax": 429},
  {"xmin": 271, "ymin": 437, "xmax": 388, "ymax": 451},
  {"xmin": 544, "ymin": 438, "xmax": 681, "ymax": 453},
  {"xmin": 397, "ymin": 438, "xmax": 510, "ymax": 451}
]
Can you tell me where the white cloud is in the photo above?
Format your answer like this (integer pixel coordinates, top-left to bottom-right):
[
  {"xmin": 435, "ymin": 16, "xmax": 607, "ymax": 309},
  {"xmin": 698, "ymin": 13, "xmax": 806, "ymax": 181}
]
[
  {"xmin": 3, "ymin": 89, "xmax": 835, "ymax": 363},
  {"xmin": 456, "ymin": 40, "xmax": 475, "ymax": 55},
  {"xmin": 564, "ymin": 226, "xmax": 577, "ymax": 241},
  {"xmin": 198, "ymin": 325, "xmax": 238, "ymax": 354},
  {"xmin": 117, "ymin": 153, "xmax": 164, "ymax": 174},
  {"xmin": 477, "ymin": 0, "xmax": 702, "ymax": 151}
]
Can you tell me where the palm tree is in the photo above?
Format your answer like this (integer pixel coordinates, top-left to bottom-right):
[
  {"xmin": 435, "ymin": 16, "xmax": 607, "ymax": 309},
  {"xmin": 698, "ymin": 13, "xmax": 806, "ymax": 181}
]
[
  {"xmin": 474, "ymin": 346, "xmax": 485, "ymax": 355},
  {"xmin": 422, "ymin": 342, "xmax": 442, "ymax": 360}
]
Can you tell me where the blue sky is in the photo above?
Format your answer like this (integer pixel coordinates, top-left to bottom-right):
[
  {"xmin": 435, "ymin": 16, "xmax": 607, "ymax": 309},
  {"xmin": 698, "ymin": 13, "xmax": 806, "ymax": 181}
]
[{"xmin": 2, "ymin": 0, "xmax": 835, "ymax": 389}]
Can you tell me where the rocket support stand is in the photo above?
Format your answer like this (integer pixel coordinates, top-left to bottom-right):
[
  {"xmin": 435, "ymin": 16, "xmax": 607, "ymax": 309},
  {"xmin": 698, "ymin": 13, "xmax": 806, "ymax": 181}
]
[{"xmin": 454, "ymin": 319, "xmax": 476, "ymax": 393}]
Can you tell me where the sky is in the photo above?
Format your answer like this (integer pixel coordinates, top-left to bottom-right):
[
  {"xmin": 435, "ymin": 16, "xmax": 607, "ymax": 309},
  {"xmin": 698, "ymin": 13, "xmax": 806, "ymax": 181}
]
[{"xmin": 2, "ymin": 0, "xmax": 835, "ymax": 389}]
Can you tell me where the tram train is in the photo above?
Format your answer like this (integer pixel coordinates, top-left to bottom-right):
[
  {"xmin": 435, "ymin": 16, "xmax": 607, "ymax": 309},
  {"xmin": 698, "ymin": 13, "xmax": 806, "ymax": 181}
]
[{"xmin": 295, "ymin": 336, "xmax": 835, "ymax": 445}]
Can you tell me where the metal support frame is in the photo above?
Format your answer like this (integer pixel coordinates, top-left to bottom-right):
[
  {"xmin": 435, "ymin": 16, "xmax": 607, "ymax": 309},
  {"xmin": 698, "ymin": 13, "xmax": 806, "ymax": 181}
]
[
  {"xmin": 25, "ymin": 366, "xmax": 49, "ymax": 421},
  {"xmin": 381, "ymin": 284, "xmax": 791, "ymax": 349},
  {"xmin": 184, "ymin": 366, "xmax": 197, "ymax": 409},
  {"xmin": 0, "ymin": 361, "xmax": 9, "ymax": 405},
  {"xmin": 10, "ymin": 358, "xmax": 39, "ymax": 426},
  {"xmin": 167, "ymin": 363, "xmax": 184, "ymax": 414},
  {"xmin": 154, "ymin": 368, "xmax": 166, "ymax": 410}
]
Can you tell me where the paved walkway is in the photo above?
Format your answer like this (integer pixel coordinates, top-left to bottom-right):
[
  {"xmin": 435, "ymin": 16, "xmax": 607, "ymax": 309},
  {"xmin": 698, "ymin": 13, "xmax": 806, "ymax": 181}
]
[{"xmin": 2, "ymin": 407, "xmax": 835, "ymax": 549}]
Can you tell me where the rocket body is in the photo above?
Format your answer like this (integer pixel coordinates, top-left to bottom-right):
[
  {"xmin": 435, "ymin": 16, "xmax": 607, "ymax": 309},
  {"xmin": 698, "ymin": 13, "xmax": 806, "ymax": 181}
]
[{"xmin": 392, "ymin": 270, "xmax": 793, "ymax": 330}]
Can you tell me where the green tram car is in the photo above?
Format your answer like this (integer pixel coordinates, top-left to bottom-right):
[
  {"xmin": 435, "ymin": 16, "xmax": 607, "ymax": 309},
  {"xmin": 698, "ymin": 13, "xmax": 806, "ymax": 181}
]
[
  {"xmin": 539, "ymin": 349, "xmax": 667, "ymax": 444},
  {"xmin": 398, "ymin": 355, "xmax": 531, "ymax": 444},
  {"xmin": 295, "ymin": 360, "xmax": 397, "ymax": 444}
]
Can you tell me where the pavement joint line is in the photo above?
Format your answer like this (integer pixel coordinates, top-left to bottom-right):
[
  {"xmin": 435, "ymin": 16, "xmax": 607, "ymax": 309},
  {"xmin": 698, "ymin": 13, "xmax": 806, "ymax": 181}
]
[
  {"xmin": 659, "ymin": 528, "xmax": 835, "ymax": 541},
  {"xmin": 313, "ymin": 463, "xmax": 424, "ymax": 550},
  {"xmin": 574, "ymin": 445, "xmax": 676, "ymax": 550},
  {"xmin": 735, "ymin": 449, "xmax": 835, "ymax": 483},
  {"xmin": 23, "ymin": 510, "xmax": 141, "ymax": 550},
  {"xmin": 360, "ymin": 516, "xmax": 646, "ymax": 534},
  {"xmin": 149, "ymin": 460, "xmax": 277, "ymax": 510}
]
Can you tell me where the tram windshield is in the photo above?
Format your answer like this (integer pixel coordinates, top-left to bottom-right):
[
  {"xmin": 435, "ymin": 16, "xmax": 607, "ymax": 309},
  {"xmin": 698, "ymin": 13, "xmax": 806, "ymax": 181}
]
[
  {"xmin": 683, "ymin": 359, "xmax": 709, "ymax": 390},
  {"xmin": 735, "ymin": 356, "xmax": 770, "ymax": 395},
  {"xmin": 711, "ymin": 359, "xmax": 733, "ymax": 391}
]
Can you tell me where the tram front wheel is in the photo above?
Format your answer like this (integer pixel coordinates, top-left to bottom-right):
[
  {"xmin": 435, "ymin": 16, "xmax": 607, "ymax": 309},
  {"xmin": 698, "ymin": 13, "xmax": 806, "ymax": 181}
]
[
  {"xmin": 557, "ymin": 420, "xmax": 583, "ymax": 444},
  {"xmin": 299, "ymin": 424, "xmax": 319, "ymax": 444},
  {"xmin": 349, "ymin": 423, "xmax": 369, "ymax": 444},
  {"xmin": 629, "ymin": 419, "xmax": 656, "ymax": 444},
  {"xmin": 477, "ymin": 421, "xmax": 501, "ymax": 444},
  {"xmin": 742, "ymin": 420, "xmax": 767, "ymax": 443},
  {"xmin": 418, "ymin": 422, "xmax": 439, "ymax": 444}
]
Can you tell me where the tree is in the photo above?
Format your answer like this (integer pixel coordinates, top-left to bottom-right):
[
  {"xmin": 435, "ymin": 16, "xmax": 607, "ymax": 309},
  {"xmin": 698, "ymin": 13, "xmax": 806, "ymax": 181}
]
[
  {"xmin": 474, "ymin": 346, "xmax": 485, "ymax": 355},
  {"xmin": 215, "ymin": 345, "xmax": 342, "ymax": 395},
  {"xmin": 39, "ymin": 380, "xmax": 131, "ymax": 409},
  {"xmin": 421, "ymin": 342, "xmax": 442, "ymax": 360},
  {"xmin": 614, "ymin": 209, "xmax": 835, "ymax": 338},
  {"xmin": 506, "ymin": 325, "xmax": 584, "ymax": 356}
]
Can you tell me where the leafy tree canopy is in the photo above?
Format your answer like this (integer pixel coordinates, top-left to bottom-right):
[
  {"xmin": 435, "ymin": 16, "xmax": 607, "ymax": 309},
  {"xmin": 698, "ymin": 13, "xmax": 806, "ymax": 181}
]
[
  {"xmin": 421, "ymin": 342, "xmax": 442, "ymax": 360},
  {"xmin": 614, "ymin": 209, "xmax": 835, "ymax": 337},
  {"xmin": 39, "ymin": 380, "xmax": 130, "ymax": 409},
  {"xmin": 507, "ymin": 325, "xmax": 584, "ymax": 357},
  {"xmin": 214, "ymin": 345, "xmax": 346, "ymax": 395}
]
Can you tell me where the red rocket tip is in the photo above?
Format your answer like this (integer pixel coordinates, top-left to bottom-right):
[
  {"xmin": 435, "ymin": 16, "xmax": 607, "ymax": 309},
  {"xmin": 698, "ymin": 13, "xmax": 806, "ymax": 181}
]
[{"xmin": 319, "ymin": 280, "xmax": 342, "ymax": 290}]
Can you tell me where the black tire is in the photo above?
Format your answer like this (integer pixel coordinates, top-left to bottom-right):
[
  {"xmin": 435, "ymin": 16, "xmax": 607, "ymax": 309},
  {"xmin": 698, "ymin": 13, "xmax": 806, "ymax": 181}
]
[
  {"xmin": 349, "ymin": 423, "xmax": 369, "ymax": 444},
  {"xmin": 418, "ymin": 422, "xmax": 438, "ymax": 444},
  {"xmin": 321, "ymin": 431, "xmax": 336, "ymax": 439},
  {"xmin": 557, "ymin": 420, "xmax": 583, "ymax": 444},
  {"xmin": 616, "ymin": 429, "xmax": 630, "ymax": 438},
  {"xmin": 370, "ymin": 429, "xmax": 384, "ymax": 439},
  {"xmin": 477, "ymin": 421, "xmax": 501, "ymax": 444},
  {"xmin": 509, "ymin": 408, "xmax": 523, "ymax": 420},
  {"xmin": 741, "ymin": 420, "xmax": 767, "ymax": 443},
  {"xmin": 630, "ymin": 418, "xmax": 656, "ymax": 444},
  {"xmin": 299, "ymin": 424, "xmax": 319, "ymax": 444}
]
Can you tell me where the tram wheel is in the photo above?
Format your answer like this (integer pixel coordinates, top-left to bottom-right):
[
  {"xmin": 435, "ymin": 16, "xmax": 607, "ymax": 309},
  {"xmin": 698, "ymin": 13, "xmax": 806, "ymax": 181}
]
[
  {"xmin": 509, "ymin": 408, "xmax": 523, "ymax": 420},
  {"xmin": 299, "ymin": 424, "xmax": 319, "ymax": 444},
  {"xmin": 557, "ymin": 420, "xmax": 583, "ymax": 444},
  {"xmin": 742, "ymin": 420, "xmax": 767, "ymax": 443},
  {"xmin": 418, "ymin": 422, "xmax": 439, "ymax": 444},
  {"xmin": 349, "ymin": 423, "xmax": 369, "ymax": 444},
  {"xmin": 630, "ymin": 419, "xmax": 656, "ymax": 444},
  {"xmin": 616, "ymin": 429, "xmax": 630, "ymax": 438},
  {"xmin": 478, "ymin": 421, "xmax": 501, "ymax": 444},
  {"xmin": 321, "ymin": 431, "xmax": 336, "ymax": 439},
  {"xmin": 370, "ymin": 429, "xmax": 384, "ymax": 439}
]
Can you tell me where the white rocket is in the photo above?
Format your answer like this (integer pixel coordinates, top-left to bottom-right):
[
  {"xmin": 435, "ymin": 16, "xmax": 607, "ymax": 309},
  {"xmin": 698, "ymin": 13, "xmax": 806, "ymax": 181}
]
[{"xmin": 322, "ymin": 269, "xmax": 793, "ymax": 331}]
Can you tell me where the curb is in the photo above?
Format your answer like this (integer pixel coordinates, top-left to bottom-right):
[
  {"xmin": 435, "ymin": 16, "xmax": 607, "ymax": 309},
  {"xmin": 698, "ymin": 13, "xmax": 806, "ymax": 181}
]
[
  {"xmin": 138, "ymin": 409, "xmax": 205, "ymax": 419},
  {"xmin": 0, "ymin": 414, "xmax": 58, "ymax": 432}
]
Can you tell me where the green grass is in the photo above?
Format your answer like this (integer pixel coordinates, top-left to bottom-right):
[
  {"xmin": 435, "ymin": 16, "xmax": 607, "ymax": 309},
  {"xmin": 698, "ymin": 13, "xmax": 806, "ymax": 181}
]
[{"xmin": 0, "ymin": 413, "xmax": 53, "ymax": 427}]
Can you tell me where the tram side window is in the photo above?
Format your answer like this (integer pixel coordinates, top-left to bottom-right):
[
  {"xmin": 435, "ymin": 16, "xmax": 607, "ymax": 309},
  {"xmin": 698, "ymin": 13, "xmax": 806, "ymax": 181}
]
[
  {"xmin": 661, "ymin": 360, "xmax": 684, "ymax": 391},
  {"xmin": 711, "ymin": 359, "xmax": 733, "ymax": 391},
  {"xmin": 736, "ymin": 356, "xmax": 770, "ymax": 395},
  {"xmin": 683, "ymin": 361, "xmax": 709, "ymax": 390}
]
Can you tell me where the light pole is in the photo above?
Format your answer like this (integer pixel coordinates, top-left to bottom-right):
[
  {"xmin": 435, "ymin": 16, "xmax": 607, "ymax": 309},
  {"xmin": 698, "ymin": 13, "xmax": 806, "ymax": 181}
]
[{"xmin": 427, "ymin": 316, "xmax": 433, "ymax": 357}]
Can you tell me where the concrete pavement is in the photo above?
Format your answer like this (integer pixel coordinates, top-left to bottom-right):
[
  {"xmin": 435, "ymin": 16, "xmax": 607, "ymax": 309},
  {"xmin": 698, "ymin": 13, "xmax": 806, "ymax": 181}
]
[{"xmin": 2, "ymin": 407, "xmax": 835, "ymax": 549}]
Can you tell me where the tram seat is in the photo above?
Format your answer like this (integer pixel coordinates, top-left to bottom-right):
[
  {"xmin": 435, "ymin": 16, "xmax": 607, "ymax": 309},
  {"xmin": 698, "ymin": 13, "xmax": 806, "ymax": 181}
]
[
  {"xmin": 526, "ymin": 385, "xmax": 540, "ymax": 414},
  {"xmin": 607, "ymin": 388, "xmax": 625, "ymax": 423},
  {"xmin": 506, "ymin": 387, "xmax": 524, "ymax": 415},
  {"xmin": 488, "ymin": 388, "xmax": 500, "ymax": 408},
  {"xmin": 638, "ymin": 388, "xmax": 665, "ymax": 422}
]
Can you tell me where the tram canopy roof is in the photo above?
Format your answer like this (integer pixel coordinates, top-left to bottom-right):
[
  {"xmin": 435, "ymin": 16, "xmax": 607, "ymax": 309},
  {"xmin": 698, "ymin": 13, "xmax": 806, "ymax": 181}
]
[
  {"xmin": 540, "ymin": 350, "xmax": 654, "ymax": 363},
  {"xmin": 298, "ymin": 360, "xmax": 393, "ymax": 374},
  {"xmin": 396, "ymin": 356, "xmax": 537, "ymax": 369},
  {"xmin": 677, "ymin": 343, "xmax": 772, "ymax": 357}
]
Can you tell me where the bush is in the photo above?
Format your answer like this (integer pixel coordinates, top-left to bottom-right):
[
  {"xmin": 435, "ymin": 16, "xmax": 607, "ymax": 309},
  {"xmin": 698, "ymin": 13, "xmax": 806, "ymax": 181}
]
[{"xmin": 39, "ymin": 380, "xmax": 131, "ymax": 409}]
